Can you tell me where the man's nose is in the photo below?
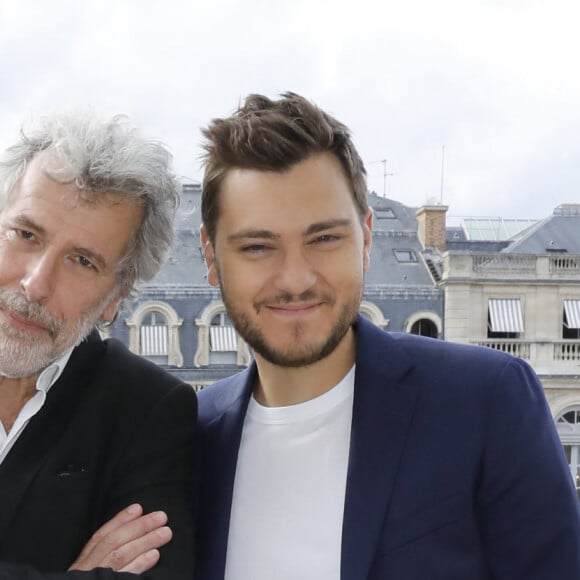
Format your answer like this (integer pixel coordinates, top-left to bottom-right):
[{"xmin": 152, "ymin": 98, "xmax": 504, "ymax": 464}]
[
  {"xmin": 20, "ymin": 252, "xmax": 58, "ymax": 303},
  {"xmin": 273, "ymin": 248, "xmax": 317, "ymax": 295}
]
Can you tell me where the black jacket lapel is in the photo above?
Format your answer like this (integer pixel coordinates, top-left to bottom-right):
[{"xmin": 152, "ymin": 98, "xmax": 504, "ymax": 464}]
[{"xmin": 0, "ymin": 331, "xmax": 104, "ymax": 539}]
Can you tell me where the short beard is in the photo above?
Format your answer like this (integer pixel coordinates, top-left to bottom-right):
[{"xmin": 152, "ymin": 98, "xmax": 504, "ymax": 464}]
[
  {"xmin": 0, "ymin": 288, "xmax": 113, "ymax": 378},
  {"xmin": 222, "ymin": 287, "xmax": 361, "ymax": 368}
]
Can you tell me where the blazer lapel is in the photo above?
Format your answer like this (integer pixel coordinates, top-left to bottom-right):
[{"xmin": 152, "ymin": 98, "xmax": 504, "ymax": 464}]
[
  {"xmin": 341, "ymin": 317, "xmax": 419, "ymax": 580},
  {"xmin": 198, "ymin": 365, "xmax": 255, "ymax": 580},
  {"xmin": 0, "ymin": 331, "xmax": 104, "ymax": 538}
]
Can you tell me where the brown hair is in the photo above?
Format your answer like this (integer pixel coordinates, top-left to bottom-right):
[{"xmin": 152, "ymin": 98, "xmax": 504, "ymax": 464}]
[{"xmin": 201, "ymin": 92, "xmax": 368, "ymax": 243}]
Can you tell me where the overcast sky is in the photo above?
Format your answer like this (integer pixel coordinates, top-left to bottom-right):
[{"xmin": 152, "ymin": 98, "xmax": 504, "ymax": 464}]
[{"xmin": 1, "ymin": 0, "xmax": 578, "ymax": 222}]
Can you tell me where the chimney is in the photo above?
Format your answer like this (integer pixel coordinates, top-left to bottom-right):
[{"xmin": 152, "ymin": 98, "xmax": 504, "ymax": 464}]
[{"xmin": 416, "ymin": 204, "xmax": 448, "ymax": 252}]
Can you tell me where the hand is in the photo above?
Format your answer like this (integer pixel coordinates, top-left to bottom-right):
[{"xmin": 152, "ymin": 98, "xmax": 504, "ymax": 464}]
[{"xmin": 69, "ymin": 504, "xmax": 173, "ymax": 574}]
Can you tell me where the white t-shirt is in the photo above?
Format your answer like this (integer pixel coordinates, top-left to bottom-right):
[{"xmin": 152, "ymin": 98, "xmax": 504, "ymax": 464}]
[{"xmin": 224, "ymin": 365, "xmax": 355, "ymax": 580}]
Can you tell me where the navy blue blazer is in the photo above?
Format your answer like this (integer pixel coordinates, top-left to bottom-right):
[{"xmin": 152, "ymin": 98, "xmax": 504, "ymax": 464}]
[{"xmin": 196, "ymin": 315, "xmax": 580, "ymax": 579}]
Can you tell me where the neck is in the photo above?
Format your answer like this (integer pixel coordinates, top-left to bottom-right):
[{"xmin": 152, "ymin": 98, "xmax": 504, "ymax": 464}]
[
  {"xmin": 0, "ymin": 373, "xmax": 40, "ymax": 434},
  {"xmin": 253, "ymin": 327, "xmax": 356, "ymax": 407}
]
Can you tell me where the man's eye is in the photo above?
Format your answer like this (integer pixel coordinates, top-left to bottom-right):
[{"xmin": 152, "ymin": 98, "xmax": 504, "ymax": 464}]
[
  {"xmin": 18, "ymin": 229, "xmax": 36, "ymax": 240},
  {"xmin": 315, "ymin": 234, "xmax": 340, "ymax": 243},
  {"xmin": 77, "ymin": 256, "xmax": 96, "ymax": 269},
  {"xmin": 241, "ymin": 245, "xmax": 268, "ymax": 254}
]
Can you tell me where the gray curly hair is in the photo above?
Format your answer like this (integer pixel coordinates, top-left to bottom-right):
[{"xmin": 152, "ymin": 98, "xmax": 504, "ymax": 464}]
[{"xmin": 0, "ymin": 112, "xmax": 180, "ymax": 295}]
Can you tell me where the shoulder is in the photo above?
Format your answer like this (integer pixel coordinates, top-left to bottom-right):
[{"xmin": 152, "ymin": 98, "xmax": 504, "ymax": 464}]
[
  {"xmin": 74, "ymin": 335, "xmax": 196, "ymax": 411},
  {"xmin": 197, "ymin": 365, "xmax": 255, "ymax": 423},
  {"xmin": 102, "ymin": 337, "xmax": 181, "ymax": 384},
  {"xmin": 391, "ymin": 331, "xmax": 516, "ymax": 368},
  {"xmin": 356, "ymin": 317, "xmax": 539, "ymax": 402},
  {"xmin": 359, "ymin": 315, "xmax": 519, "ymax": 370}
]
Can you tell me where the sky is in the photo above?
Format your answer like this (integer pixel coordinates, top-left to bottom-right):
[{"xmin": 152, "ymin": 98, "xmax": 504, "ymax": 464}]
[{"xmin": 1, "ymin": 0, "xmax": 579, "ymax": 223}]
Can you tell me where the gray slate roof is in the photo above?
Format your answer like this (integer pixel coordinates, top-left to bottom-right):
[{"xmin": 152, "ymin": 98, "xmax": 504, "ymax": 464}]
[{"xmin": 504, "ymin": 204, "xmax": 580, "ymax": 254}]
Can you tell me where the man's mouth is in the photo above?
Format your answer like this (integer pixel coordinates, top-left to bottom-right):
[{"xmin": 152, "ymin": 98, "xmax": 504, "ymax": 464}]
[
  {"xmin": 267, "ymin": 302, "xmax": 321, "ymax": 313},
  {"xmin": 1, "ymin": 307, "xmax": 49, "ymax": 333}
]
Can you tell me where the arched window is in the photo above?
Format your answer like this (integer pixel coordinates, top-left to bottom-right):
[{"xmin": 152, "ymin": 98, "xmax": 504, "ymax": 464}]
[
  {"xmin": 125, "ymin": 301, "xmax": 184, "ymax": 367},
  {"xmin": 209, "ymin": 311, "xmax": 238, "ymax": 365},
  {"xmin": 194, "ymin": 300, "xmax": 251, "ymax": 367},
  {"xmin": 405, "ymin": 311, "xmax": 442, "ymax": 338},
  {"xmin": 409, "ymin": 318, "xmax": 438, "ymax": 338},
  {"xmin": 358, "ymin": 301, "xmax": 389, "ymax": 328},
  {"xmin": 556, "ymin": 407, "xmax": 580, "ymax": 500},
  {"xmin": 140, "ymin": 311, "xmax": 169, "ymax": 363}
]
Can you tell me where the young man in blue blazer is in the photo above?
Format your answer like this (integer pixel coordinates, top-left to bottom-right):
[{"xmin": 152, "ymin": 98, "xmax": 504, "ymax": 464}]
[{"xmin": 196, "ymin": 92, "xmax": 580, "ymax": 579}]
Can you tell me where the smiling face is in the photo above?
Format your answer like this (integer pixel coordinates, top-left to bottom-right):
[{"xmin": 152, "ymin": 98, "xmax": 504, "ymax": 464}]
[
  {"xmin": 0, "ymin": 154, "xmax": 143, "ymax": 378},
  {"xmin": 201, "ymin": 152, "xmax": 372, "ymax": 369}
]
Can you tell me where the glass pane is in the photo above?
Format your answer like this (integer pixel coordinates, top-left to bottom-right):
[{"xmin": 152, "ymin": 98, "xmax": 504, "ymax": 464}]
[
  {"xmin": 563, "ymin": 411, "xmax": 576, "ymax": 424},
  {"xmin": 142, "ymin": 311, "xmax": 166, "ymax": 326}
]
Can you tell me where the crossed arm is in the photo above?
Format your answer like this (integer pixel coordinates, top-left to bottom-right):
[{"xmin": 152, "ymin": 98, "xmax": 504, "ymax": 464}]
[
  {"xmin": 0, "ymin": 504, "xmax": 174, "ymax": 580},
  {"xmin": 69, "ymin": 504, "xmax": 173, "ymax": 575}
]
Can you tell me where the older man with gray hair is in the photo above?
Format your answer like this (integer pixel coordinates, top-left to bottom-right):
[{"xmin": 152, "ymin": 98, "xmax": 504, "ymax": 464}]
[{"xmin": 0, "ymin": 113, "xmax": 196, "ymax": 580}]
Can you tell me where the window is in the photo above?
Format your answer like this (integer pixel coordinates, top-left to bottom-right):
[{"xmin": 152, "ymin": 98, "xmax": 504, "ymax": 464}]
[
  {"xmin": 209, "ymin": 312, "xmax": 238, "ymax": 365},
  {"xmin": 375, "ymin": 208, "xmax": 395, "ymax": 219},
  {"xmin": 487, "ymin": 298, "xmax": 524, "ymax": 339},
  {"xmin": 394, "ymin": 249, "xmax": 417, "ymax": 263},
  {"xmin": 358, "ymin": 300, "xmax": 389, "ymax": 328},
  {"xmin": 557, "ymin": 408, "xmax": 580, "ymax": 500},
  {"xmin": 563, "ymin": 300, "xmax": 580, "ymax": 340},
  {"xmin": 410, "ymin": 318, "xmax": 438, "ymax": 338},
  {"xmin": 140, "ymin": 311, "xmax": 169, "ymax": 364},
  {"xmin": 194, "ymin": 300, "xmax": 252, "ymax": 368},
  {"xmin": 563, "ymin": 445, "xmax": 580, "ymax": 500},
  {"xmin": 125, "ymin": 301, "xmax": 184, "ymax": 367},
  {"xmin": 405, "ymin": 311, "xmax": 442, "ymax": 338}
]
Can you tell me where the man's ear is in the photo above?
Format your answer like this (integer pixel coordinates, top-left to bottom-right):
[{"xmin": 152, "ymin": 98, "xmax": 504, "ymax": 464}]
[
  {"xmin": 100, "ymin": 275, "xmax": 134, "ymax": 324},
  {"xmin": 101, "ymin": 294, "xmax": 123, "ymax": 324},
  {"xmin": 200, "ymin": 225, "xmax": 219, "ymax": 287},
  {"xmin": 363, "ymin": 208, "xmax": 373, "ymax": 272}
]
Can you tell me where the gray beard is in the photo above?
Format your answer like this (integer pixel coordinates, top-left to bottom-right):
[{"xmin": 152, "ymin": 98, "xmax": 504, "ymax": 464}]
[{"xmin": 0, "ymin": 289, "xmax": 111, "ymax": 378}]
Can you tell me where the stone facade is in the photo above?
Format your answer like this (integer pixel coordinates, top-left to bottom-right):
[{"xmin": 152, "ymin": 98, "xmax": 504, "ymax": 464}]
[{"xmin": 440, "ymin": 206, "xmax": 580, "ymax": 496}]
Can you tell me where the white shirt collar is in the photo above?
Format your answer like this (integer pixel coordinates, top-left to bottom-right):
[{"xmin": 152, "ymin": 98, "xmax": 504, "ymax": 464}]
[
  {"xmin": 36, "ymin": 347, "xmax": 75, "ymax": 393},
  {"xmin": 0, "ymin": 347, "xmax": 76, "ymax": 462}
]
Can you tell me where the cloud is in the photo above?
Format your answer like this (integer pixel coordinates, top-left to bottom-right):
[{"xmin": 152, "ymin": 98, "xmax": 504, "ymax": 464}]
[{"xmin": 1, "ymin": 0, "xmax": 579, "ymax": 220}]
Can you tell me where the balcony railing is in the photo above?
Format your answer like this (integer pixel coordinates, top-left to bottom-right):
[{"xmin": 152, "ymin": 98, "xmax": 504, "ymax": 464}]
[
  {"xmin": 471, "ymin": 340, "xmax": 580, "ymax": 374},
  {"xmin": 474, "ymin": 340, "xmax": 531, "ymax": 359},
  {"xmin": 554, "ymin": 342, "xmax": 580, "ymax": 361},
  {"xmin": 550, "ymin": 256, "xmax": 579, "ymax": 272},
  {"xmin": 472, "ymin": 255, "xmax": 536, "ymax": 274},
  {"xmin": 443, "ymin": 252, "xmax": 580, "ymax": 281}
]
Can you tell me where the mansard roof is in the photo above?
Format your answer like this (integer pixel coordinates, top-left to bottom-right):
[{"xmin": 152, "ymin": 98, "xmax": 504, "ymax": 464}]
[{"xmin": 504, "ymin": 204, "xmax": 580, "ymax": 254}]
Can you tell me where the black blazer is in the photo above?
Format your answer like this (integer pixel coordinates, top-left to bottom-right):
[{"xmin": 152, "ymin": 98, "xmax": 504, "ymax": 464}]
[{"xmin": 0, "ymin": 331, "xmax": 197, "ymax": 580}]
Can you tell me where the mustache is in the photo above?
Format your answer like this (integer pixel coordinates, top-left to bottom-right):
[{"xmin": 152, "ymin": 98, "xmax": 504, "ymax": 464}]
[
  {"xmin": 254, "ymin": 289, "xmax": 334, "ymax": 311},
  {"xmin": 0, "ymin": 289, "xmax": 63, "ymax": 338}
]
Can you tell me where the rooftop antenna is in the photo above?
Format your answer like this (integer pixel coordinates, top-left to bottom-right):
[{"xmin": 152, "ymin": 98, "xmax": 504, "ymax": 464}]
[
  {"xmin": 369, "ymin": 159, "xmax": 395, "ymax": 197},
  {"xmin": 380, "ymin": 159, "xmax": 395, "ymax": 197}
]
